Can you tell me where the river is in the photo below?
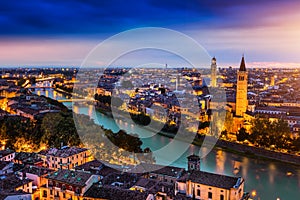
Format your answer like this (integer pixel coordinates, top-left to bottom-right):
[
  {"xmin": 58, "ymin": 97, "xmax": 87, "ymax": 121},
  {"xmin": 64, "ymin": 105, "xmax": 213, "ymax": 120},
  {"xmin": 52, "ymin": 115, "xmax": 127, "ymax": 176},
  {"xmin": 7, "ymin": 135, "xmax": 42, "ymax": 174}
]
[{"xmin": 35, "ymin": 88, "xmax": 300, "ymax": 200}]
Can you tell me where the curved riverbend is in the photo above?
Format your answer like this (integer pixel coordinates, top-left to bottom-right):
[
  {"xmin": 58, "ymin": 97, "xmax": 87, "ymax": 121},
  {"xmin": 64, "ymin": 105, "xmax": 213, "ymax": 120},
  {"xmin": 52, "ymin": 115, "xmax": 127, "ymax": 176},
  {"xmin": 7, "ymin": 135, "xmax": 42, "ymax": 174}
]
[{"xmin": 35, "ymin": 88, "xmax": 300, "ymax": 199}]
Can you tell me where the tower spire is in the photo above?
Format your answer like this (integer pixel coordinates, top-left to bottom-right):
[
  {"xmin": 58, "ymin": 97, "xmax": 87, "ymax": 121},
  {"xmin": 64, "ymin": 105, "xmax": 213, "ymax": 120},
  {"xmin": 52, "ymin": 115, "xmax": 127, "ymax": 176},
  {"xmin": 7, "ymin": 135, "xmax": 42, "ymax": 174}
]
[{"xmin": 239, "ymin": 55, "xmax": 246, "ymax": 71}]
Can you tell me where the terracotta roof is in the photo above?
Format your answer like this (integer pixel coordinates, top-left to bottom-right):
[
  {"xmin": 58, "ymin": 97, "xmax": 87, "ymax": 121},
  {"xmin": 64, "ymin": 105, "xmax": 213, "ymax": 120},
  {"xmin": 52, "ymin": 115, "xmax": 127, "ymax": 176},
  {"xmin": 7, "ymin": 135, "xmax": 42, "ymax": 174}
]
[{"xmin": 185, "ymin": 170, "xmax": 242, "ymax": 190}]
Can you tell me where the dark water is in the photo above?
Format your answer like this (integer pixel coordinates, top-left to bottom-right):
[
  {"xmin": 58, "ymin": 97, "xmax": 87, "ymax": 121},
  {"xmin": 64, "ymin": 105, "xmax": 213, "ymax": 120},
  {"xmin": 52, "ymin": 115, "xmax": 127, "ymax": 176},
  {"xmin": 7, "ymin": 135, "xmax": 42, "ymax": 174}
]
[{"xmin": 35, "ymin": 89, "xmax": 300, "ymax": 200}]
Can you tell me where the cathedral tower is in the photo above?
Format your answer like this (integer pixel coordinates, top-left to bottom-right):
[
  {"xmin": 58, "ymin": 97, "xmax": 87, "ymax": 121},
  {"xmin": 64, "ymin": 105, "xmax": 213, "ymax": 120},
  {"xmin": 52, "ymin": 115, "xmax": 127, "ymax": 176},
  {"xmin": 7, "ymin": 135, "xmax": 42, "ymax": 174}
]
[
  {"xmin": 236, "ymin": 56, "xmax": 248, "ymax": 117},
  {"xmin": 211, "ymin": 57, "xmax": 217, "ymax": 87}
]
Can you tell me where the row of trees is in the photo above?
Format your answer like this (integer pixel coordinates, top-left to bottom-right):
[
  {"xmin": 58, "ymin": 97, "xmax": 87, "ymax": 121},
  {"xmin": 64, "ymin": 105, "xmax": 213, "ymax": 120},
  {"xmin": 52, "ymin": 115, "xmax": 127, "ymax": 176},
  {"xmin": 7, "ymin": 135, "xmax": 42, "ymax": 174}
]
[
  {"xmin": 94, "ymin": 94, "xmax": 123, "ymax": 107},
  {"xmin": 0, "ymin": 108, "xmax": 156, "ymax": 164},
  {"xmin": 236, "ymin": 118, "xmax": 300, "ymax": 152},
  {"xmin": 0, "ymin": 112, "xmax": 81, "ymax": 152}
]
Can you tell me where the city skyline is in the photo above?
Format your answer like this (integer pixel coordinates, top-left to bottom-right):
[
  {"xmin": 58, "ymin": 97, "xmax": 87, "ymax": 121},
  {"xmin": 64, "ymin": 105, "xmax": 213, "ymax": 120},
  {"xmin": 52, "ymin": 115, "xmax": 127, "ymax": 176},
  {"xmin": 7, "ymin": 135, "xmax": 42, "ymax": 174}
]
[{"xmin": 1, "ymin": 0, "xmax": 300, "ymax": 67}]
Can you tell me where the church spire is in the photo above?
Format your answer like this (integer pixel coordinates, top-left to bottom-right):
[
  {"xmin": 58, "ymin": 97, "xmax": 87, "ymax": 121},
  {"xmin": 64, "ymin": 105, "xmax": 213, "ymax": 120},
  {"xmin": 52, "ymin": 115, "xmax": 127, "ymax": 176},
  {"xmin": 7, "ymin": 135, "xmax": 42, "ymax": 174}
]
[{"xmin": 239, "ymin": 55, "xmax": 246, "ymax": 71}]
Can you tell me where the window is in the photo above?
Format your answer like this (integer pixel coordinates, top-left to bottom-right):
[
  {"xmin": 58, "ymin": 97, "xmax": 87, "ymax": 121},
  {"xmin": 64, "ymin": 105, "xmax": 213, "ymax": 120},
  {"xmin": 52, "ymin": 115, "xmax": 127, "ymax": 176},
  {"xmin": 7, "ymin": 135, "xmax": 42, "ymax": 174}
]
[
  {"xmin": 50, "ymin": 190, "xmax": 53, "ymax": 195},
  {"xmin": 220, "ymin": 194, "xmax": 224, "ymax": 200},
  {"xmin": 48, "ymin": 181, "xmax": 53, "ymax": 187},
  {"xmin": 43, "ymin": 191, "xmax": 47, "ymax": 197},
  {"xmin": 197, "ymin": 189, "xmax": 200, "ymax": 196},
  {"xmin": 208, "ymin": 192, "xmax": 212, "ymax": 199}
]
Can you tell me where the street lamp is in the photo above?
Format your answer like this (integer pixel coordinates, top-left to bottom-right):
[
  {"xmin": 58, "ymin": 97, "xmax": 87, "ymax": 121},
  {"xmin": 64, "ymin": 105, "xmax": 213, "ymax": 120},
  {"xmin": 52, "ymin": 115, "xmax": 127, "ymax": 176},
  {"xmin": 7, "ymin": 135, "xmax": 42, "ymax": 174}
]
[{"xmin": 251, "ymin": 190, "xmax": 257, "ymax": 197}]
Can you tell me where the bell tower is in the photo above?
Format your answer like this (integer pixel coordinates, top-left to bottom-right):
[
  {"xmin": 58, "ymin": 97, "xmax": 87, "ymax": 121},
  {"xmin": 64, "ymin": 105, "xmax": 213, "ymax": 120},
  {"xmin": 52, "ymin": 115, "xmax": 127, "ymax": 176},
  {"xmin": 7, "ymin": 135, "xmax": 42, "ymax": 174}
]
[
  {"xmin": 187, "ymin": 154, "xmax": 200, "ymax": 171},
  {"xmin": 211, "ymin": 57, "xmax": 217, "ymax": 87},
  {"xmin": 236, "ymin": 56, "xmax": 248, "ymax": 117}
]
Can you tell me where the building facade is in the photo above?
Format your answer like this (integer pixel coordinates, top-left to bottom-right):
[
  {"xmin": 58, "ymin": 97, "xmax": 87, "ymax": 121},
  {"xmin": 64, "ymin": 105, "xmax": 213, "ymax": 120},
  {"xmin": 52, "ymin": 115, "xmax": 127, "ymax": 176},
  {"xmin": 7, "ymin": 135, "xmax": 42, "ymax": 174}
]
[
  {"xmin": 40, "ymin": 169, "xmax": 99, "ymax": 200},
  {"xmin": 38, "ymin": 147, "xmax": 90, "ymax": 170},
  {"xmin": 175, "ymin": 155, "xmax": 245, "ymax": 200}
]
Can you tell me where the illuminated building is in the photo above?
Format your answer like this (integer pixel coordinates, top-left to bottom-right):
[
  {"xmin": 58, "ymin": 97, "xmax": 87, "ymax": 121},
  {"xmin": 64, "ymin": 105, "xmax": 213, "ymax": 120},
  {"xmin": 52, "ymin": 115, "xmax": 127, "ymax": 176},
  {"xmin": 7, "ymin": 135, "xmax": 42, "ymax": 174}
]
[{"xmin": 235, "ymin": 56, "xmax": 248, "ymax": 117}]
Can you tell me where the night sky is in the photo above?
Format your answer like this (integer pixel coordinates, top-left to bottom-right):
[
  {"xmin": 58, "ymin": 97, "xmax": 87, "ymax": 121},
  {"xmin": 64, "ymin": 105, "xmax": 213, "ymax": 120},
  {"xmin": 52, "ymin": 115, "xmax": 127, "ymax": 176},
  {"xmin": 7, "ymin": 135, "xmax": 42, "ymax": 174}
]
[{"xmin": 0, "ymin": 0, "xmax": 300, "ymax": 67}]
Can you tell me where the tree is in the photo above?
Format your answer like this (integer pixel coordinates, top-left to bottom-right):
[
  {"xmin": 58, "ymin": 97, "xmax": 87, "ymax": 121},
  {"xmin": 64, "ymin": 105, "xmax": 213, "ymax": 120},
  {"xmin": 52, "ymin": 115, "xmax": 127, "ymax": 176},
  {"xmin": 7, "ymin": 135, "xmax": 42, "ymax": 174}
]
[
  {"xmin": 250, "ymin": 117, "xmax": 291, "ymax": 149},
  {"xmin": 41, "ymin": 112, "xmax": 81, "ymax": 148},
  {"xmin": 220, "ymin": 130, "xmax": 228, "ymax": 139},
  {"xmin": 236, "ymin": 128, "xmax": 249, "ymax": 142},
  {"xmin": 17, "ymin": 78, "xmax": 26, "ymax": 86}
]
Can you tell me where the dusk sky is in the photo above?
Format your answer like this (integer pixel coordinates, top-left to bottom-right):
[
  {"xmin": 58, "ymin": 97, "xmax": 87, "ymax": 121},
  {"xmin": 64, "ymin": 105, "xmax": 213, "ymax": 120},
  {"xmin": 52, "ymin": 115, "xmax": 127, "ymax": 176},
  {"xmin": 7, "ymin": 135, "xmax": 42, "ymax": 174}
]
[{"xmin": 1, "ymin": 0, "xmax": 300, "ymax": 67}]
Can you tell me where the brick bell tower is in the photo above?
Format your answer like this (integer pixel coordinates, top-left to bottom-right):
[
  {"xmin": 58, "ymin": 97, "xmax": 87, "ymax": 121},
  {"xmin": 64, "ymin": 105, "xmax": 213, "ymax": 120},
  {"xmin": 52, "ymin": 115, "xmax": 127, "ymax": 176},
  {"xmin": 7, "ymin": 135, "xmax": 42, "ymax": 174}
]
[{"xmin": 235, "ymin": 55, "xmax": 248, "ymax": 117}]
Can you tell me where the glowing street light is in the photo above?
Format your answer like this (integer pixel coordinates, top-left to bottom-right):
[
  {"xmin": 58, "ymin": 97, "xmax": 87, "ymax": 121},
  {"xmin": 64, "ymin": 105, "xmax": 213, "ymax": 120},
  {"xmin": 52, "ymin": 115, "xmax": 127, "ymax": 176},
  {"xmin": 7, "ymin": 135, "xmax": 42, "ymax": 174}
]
[{"xmin": 251, "ymin": 190, "xmax": 257, "ymax": 197}]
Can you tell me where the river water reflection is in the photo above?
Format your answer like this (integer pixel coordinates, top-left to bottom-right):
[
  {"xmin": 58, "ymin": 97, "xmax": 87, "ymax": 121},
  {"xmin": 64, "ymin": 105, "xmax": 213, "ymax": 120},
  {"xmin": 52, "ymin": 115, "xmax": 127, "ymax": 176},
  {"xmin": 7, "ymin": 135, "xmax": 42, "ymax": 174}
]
[{"xmin": 35, "ymin": 89, "xmax": 300, "ymax": 199}]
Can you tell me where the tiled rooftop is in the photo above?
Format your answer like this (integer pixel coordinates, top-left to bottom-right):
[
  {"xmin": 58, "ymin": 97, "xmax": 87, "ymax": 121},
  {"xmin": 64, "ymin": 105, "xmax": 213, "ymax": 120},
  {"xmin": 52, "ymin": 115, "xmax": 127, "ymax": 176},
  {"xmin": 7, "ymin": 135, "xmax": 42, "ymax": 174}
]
[
  {"xmin": 0, "ymin": 150, "xmax": 14, "ymax": 158},
  {"xmin": 75, "ymin": 159, "xmax": 104, "ymax": 173},
  {"xmin": 135, "ymin": 163, "xmax": 184, "ymax": 178},
  {"xmin": 14, "ymin": 152, "xmax": 42, "ymax": 164},
  {"xmin": 134, "ymin": 178, "xmax": 158, "ymax": 189},
  {"xmin": 47, "ymin": 169, "xmax": 94, "ymax": 187},
  {"xmin": 0, "ymin": 161, "xmax": 11, "ymax": 170},
  {"xmin": 20, "ymin": 165, "xmax": 54, "ymax": 176},
  {"xmin": 0, "ymin": 174, "xmax": 32, "ymax": 191},
  {"xmin": 179, "ymin": 170, "xmax": 241, "ymax": 190},
  {"xmin": 39, "ymin": 146, "xmax": 88, "ymax": 158},
  {"xmin": 0, "ymin": 190, "xmax": 31, "ymax": 200},
  {"xmin": 84, "ymin": 184, "xmax": 149, "ymax": 200}
]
